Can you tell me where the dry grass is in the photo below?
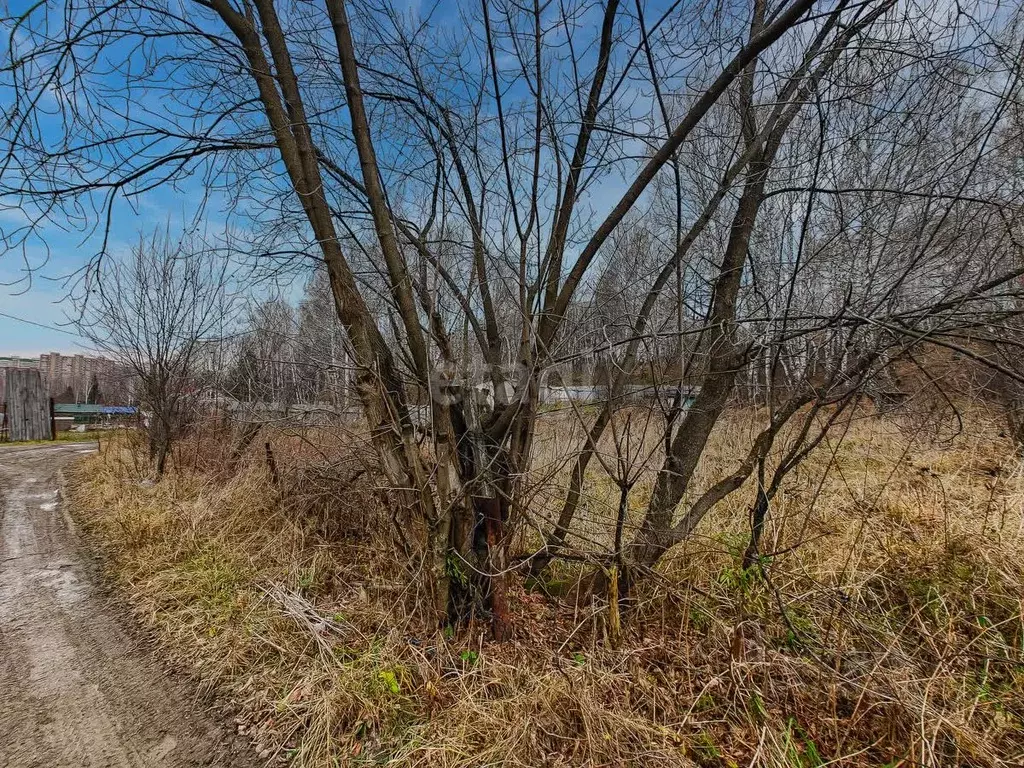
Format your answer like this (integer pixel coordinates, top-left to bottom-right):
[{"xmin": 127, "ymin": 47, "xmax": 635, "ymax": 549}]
[{"xmin": 65, "ymin": 408, "xmax": 1024, "ymax": 767}]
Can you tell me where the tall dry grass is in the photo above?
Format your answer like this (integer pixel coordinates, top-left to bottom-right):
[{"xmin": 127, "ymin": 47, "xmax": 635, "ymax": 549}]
[{"xmin": 65, "ymin": 408, "xmax": 1024, "ymax": 766}]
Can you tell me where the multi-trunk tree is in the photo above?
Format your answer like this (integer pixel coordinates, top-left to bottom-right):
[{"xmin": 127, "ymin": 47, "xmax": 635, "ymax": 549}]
[{"xmin": 3, "ymin": 0, "xmax": 1023, "ymax": 630}]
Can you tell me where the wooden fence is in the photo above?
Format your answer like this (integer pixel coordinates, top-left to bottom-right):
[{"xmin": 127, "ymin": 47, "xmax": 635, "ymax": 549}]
[{"xmin": 2, "ymin": 369, "xmax": 53, "ymax": 441}]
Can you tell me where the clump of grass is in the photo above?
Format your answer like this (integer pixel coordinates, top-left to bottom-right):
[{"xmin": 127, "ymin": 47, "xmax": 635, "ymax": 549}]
[
  {"xmin": 65, "ymin": 411, "xmax": 1024, "ymax": 767},
  {"xmin": 3, "ymin": 429, "xmax": 102, "ymax": 446}
]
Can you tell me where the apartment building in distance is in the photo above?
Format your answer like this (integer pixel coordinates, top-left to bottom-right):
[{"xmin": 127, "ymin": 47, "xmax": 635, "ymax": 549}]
[
  {"xmin": 0, "ymin": 352, "xmax": 123, "ymax": 402},
  {"xmin": 0, "ymin": 355, "xmax": 40, "ymax": 370}
]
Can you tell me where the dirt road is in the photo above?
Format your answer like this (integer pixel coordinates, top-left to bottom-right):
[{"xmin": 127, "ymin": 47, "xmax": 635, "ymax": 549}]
[{"xmin": 0, "ymin": 443, "xmax": 254, "ymax": 768}]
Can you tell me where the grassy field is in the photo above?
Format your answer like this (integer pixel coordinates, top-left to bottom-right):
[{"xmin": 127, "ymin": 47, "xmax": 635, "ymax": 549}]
[{"xmin": 65, "ymin": 408, "xmax": 1024, "ymax": 767}]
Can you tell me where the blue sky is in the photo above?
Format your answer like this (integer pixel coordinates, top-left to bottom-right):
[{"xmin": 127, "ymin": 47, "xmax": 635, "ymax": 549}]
[
  {"xmin": 0, "ymin": 0, "xmax": 763, "ymax": 358},
  {"xmin": 0, "ymin": 0, "xmax": 617, "ymax": 357},
  {"xmin": 0, "ymin": 184, "xmax": 215, "ymax": 355},
  {"xmin": 0, "ymin": 0, "xmax": 241, "ymax": 356},
  {"xmin": 1, "ymin": 225, "xmax": 103, "ymax": 356}
]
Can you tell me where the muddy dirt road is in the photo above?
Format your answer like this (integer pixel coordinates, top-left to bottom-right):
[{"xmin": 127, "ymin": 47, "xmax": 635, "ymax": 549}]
[{"xmin": 0, "ymin": 443, "xmax": 254, "ymax": 768}]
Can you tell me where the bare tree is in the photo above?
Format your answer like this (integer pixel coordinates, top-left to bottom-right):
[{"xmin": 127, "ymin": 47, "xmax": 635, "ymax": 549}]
[{"xmin": 77, "ymin": 230, "xmax": 235, "ymax": 476}]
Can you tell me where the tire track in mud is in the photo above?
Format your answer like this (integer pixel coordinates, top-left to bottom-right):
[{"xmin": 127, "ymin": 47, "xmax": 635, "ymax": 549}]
[{"xmin": 0, "ymin": 443, "xmax": 255, "ymax": 768}]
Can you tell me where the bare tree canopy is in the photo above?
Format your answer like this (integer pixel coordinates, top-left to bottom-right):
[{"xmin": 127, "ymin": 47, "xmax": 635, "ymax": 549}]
[{"xmin": 75, "ymin": 228, "xmax": 236, "ymax": 474}]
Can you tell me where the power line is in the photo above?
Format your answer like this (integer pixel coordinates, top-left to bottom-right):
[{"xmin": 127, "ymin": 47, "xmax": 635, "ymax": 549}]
[{"xmin": 0, "ymin": 310, "xmax": 82, "ymax": 337}]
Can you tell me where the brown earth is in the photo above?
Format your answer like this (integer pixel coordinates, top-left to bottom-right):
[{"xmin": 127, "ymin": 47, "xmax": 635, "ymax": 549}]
[{"xmin": 0, "ymin": 443, "xmax": 255, "ymax": 768}]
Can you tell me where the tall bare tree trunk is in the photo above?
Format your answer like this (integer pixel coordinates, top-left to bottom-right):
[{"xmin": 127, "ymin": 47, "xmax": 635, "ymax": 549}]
[{"xmin": 209, "ymin": 0, "xmax": 448, "ymax": 621}]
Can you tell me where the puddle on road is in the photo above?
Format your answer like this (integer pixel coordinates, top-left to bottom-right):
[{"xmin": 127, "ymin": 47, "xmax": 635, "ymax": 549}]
[{"xmin": 37, "ymin": 563, "xmax": 90, "ymax": 604}]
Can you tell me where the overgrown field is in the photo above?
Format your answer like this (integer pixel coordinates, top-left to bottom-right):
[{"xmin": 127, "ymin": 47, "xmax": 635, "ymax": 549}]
[{"xmin": 66, "ymin": 408, "xmax": 1024, "ymax": 767}]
